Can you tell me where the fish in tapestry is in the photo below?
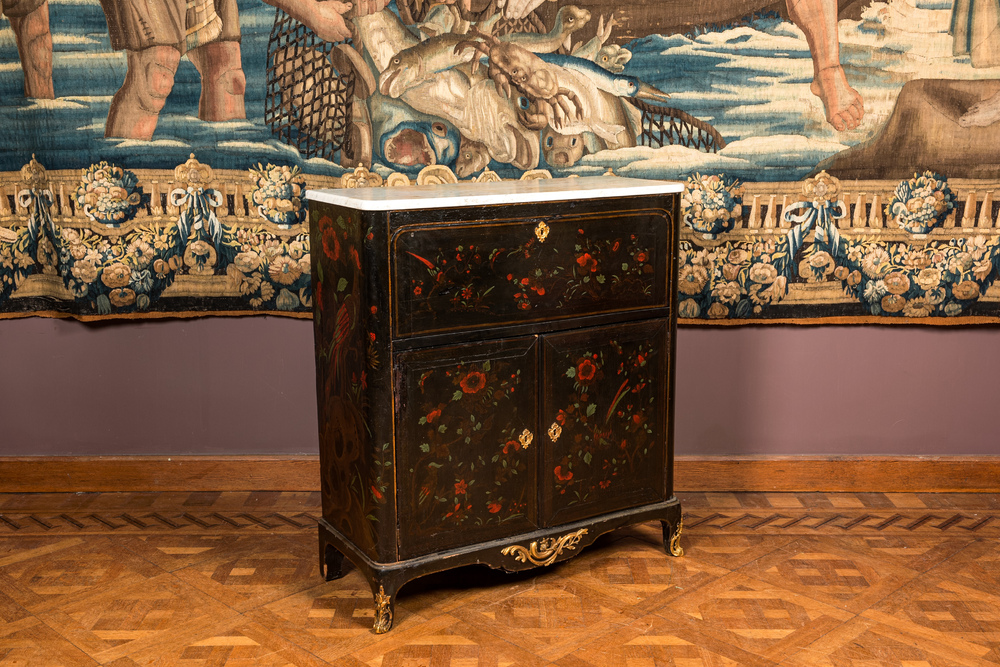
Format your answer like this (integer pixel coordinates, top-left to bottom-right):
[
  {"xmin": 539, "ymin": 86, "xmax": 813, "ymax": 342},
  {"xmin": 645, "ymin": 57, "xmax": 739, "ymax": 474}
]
[{"xmin": 5, "ymin": 0, "xmax": 1000, "ymax": 322}]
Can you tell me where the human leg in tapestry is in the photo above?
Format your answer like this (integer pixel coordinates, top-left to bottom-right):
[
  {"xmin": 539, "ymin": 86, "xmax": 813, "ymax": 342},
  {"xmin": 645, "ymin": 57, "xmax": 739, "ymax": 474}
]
[
  {"xmin": 3, "ymin": 0, "xmax": 54, "ymax": 99},
  {"xmin": 786, "ymin": 0, "xmax": 864, "ymax": 131},
  {"xmin": 101, "ymin": 0, "xmax": 246, "ymax": 139}
]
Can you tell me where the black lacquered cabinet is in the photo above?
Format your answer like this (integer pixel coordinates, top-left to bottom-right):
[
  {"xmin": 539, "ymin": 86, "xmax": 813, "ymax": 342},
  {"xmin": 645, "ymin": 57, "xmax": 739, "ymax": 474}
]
[{"xmin": 306, "ymin": 176, "xmax": 683, "ymax": 633}]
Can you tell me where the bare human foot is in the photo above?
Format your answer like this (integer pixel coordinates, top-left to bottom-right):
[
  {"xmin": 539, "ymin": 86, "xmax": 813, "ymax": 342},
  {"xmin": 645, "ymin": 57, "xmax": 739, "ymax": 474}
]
[
  {"xmin": 810, "ymin": 64, "xmax": 864, "ymax": 131},
  {"xmin": 959, "ymin": 90, "xmax": 1000, "ymax": 127}
]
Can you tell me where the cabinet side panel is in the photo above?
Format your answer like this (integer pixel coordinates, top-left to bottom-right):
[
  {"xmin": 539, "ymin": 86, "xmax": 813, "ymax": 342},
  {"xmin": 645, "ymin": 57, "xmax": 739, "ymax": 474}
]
[{"xmin": 310, "ymin": 204, "xmax": 395, "ymax": 562}]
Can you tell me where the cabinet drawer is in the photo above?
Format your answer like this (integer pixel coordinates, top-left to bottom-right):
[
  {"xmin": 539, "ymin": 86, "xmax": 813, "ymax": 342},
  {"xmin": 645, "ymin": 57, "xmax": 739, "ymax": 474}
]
[{"xmin": 391, "ymin": 207, "xmax": 673, "ymax": 338}]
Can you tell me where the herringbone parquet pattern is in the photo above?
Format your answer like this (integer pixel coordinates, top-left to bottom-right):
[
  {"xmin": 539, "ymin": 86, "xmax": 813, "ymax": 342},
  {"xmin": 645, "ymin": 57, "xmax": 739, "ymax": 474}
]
[{"xmin": 0, "ymin": 491, "xmax": 998, "ymax": 666}]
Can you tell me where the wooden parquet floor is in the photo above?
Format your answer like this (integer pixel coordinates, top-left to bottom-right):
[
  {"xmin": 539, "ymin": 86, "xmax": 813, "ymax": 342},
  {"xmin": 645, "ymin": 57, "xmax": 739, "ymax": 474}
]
[{"xmin": 1, "ymin": 492, "xmax": 999, "ymax": 666}]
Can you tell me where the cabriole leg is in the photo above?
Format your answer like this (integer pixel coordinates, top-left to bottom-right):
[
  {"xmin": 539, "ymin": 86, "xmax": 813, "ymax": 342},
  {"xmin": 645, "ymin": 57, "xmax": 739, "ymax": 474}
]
[
  {"xmin": 661, "ymin": 517, "xmax": 684, "ymax": 557},
  {"xmin": 371, "ymin": 582, "xmax": 397, "ymax": 634}
]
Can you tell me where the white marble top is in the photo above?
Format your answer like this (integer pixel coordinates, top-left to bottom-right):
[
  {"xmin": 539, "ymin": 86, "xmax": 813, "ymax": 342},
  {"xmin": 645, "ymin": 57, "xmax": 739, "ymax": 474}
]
[{"xmin": 306, "ymin": 175, "xmax": 683, "ymax": 211}]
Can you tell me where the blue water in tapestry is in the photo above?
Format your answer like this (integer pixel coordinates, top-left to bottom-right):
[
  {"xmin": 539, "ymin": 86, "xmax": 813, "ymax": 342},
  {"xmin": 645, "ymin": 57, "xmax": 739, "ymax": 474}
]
[{"xmin": 2, "ymin": 1, "xmax": 997, "ymax": 180}]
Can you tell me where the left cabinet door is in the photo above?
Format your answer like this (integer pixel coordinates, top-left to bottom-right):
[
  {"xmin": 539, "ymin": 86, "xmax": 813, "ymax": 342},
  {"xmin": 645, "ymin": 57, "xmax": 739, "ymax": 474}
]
[{"xmin": 395, "ymin": 337, "xmax": 540, "ymax": 559}]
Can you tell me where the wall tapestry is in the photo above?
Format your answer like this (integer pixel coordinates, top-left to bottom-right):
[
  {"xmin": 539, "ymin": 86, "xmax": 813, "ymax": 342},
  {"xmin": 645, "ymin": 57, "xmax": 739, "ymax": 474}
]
[{"xmin": 3, "ymin": 0, "xmax": 1000, "ymax": 322}]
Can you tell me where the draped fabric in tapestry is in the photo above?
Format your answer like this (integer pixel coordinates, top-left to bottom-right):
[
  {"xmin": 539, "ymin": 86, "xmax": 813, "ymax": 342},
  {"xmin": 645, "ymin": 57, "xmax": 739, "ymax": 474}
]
[{"xmin": 4, "ymin": 0, "xmax": 1000, "ymax": 322}]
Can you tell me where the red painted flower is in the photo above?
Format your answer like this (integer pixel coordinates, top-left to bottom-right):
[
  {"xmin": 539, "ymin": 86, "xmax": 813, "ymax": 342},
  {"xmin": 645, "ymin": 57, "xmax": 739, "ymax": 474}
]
[
  {"xmin": 455, "ymin": 480, "xmax": 468, "ymax": 495},
  {"xmin": 554, "ymin": 466, "xmax": 573, "ymax": 482},
  {"xmin": 369, "ymin": 332, "xmax": 376, "ymax": 342},
  {"xmin": 427, "ymin": 408, "xmax": 442, "ymax": 423},
  {"xmin": 319, "ymin": 217, "xmax": 340, "ymax": 260},
  {"xmin": 576, "ymin": 359, "xmax": 597, "ymax": 384},
  {"xmin": 487, "ymin": 502, "xmax": 502, "ymax": 513},
  {"xmin": 414, "ymin": 285, "xmax": 423, "ymax": 295},
  {"xmin": 371, "ymin": 485, "xmax": 383, "ymax": 500},
  {"xmin": 460, "ymin": 371, "xmax": 487, "ymax": 394},
  {"xmin": 576, "ymin": 252, "xmax": 597, "ymax": 273},
  {"xmin": 635, "ymin": 252, "xmax": 647, "ymax": 263}
]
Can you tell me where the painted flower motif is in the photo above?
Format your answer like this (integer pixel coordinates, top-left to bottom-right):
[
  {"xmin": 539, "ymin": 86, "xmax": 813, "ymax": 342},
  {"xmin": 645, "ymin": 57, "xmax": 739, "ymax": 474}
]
[
  {"xmin": 861, "ymin": 247, "xmax": 891, "ymax": 278},
  {"xmin": 902, "ymin": 297, "xmax": 934, "ymax": 317},
  {"xmin": 460, "ymin": 371, "xmax": 486, "ymax": 394},
  {"xmin": 748, "ymin": 262, "xmax": 778, "ymax": 285},
  {"xmin": 712, "ymin": 281, "xmax": 741, "ymax": 305},
  {"xmin": 727, "ymin": 249, "xmax": 748, "ymax": 264},
  {"xmin": 863, "ymin": 280, "xmax": 887, "ymax": 303},
  {"xmin": 321, "ymin": 219, "xmax": 341, "ymax": 261},
  {"xmin": 800, "ymin": 251, "xmax": 835, "ymax": 282},
  {"xmin": 108, "ymin": 287, "xmax": 136, "ymax": 307},
  {"xmin": 130, "ymin": 268, "xmax": 153, "ymax": 293},
  {"xmin": 101, "ymin": 262, "xmax": 131, "ymax": 289},
  {"xmin": 881, "ymin": 293, "xmax": 906, "ymax": 313},
  {"xmin": 128, "ymin": 240, "xmax": 155, "ymax": 268},
  {"xmin": 678, "ymin": 298, "xmax": 700, "ymax": 318},
  {"xmin": 886, "ymin": 171, "xmax": 955, "ymax": 234},
  {"xmin": 249, "ymin": 163, "xmax": 307, "ymax": 227},
  {"xmin": 183, "ymin": 240, "xmax": 217, "ymax": 276},
  {"xmin": 678, "ymin": 264, "xmax": 709, "ymax": 294},
  {"xmin": 682, "ymin": 172, "xmax": 743, "ymax": 237},
  {"xmin": 883, "ymin": 271, "xmax": 910, "ymax": 295},
  {"xmin": 426, "ymin": 408, "xmax": 442, "ymax": 423},
  {"xmin": 925, "ymin": 286, "xmax": 946, "ymax": 305},
  {"xmin": 554, "ymin": 466, "xmax": 573, "ymax": 482},
  {"xmin": 944, "ymin": 302, "xmax": 963, "ymax": 316},
  {"xmin": 952, "ymin": 280, "xmax": 981, "ymax": 300},
  {"xmin": 234, "ymin": 251, "xmax": 262, "ymax": 273},
  {"xmin": 914, "ymin": 268, "xmax": 942, "ymax": 291},
  {"xmin": 576, "ymin": 359, "xmax": 597, "ymax": 384},
  {"xmin": 707, "ymin": 302, "xmax": 729, "ymax": 319},
  {"xmin": 454, "ymin": 480, "xmax": 468, "ymax": 495},
  {"xmin": 275, "ymin": 288, "xmax": 299, "ymax": 310},
  {"xmin": 576, "ymin": 252, "xmax": 597, "ymax": 273},
  {"xmin": 973, "ymin": 259, "xmax": 993, "ymax": 281},
  {"xmin": 75, "ymin": 162, "xmax": 143, "ymax": 227},
  {"xmin": 268, "ymin": 254, "xmax": 303, "ymax": 285},
  {"xmin": 487, "ymin": 502, "xmax": 502, "ymax": 513}
]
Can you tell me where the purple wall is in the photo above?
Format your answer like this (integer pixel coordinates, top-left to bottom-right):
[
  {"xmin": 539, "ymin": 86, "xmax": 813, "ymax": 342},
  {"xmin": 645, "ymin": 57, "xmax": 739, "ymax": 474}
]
[{"xmin": 1, "ymin": 316, "xmax": 998, "ymax": 456}]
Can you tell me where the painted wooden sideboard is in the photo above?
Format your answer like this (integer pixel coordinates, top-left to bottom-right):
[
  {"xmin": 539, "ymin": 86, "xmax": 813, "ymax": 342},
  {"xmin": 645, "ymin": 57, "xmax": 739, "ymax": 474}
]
[{"xmin": 306, "ymin": 176, "xmax": 684, "ymax": 633}]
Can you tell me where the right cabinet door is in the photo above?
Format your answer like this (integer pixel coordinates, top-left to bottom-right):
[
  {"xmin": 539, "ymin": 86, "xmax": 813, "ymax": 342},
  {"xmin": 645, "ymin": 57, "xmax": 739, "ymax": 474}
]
[{"xmin": 540, "ymin": 319, "xmax": 670, "ymax": 527}]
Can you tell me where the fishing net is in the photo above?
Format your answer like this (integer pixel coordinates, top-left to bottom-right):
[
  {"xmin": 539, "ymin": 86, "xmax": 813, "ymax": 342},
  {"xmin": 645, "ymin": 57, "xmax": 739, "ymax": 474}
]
[
  {"xmin": 265, "ymin": 9, "xmax": 355, "ymax": 160},
  {"xmin": 628, "ymin": 98, "xmax": 727, "ymax": 153}
]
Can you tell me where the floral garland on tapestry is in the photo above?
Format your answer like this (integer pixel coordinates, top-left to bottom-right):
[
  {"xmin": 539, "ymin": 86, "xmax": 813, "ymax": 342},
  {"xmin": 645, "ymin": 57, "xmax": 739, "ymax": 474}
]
[{"xmin": 3, "ymin": 156, "xmax": 1000, "ymax": 323}]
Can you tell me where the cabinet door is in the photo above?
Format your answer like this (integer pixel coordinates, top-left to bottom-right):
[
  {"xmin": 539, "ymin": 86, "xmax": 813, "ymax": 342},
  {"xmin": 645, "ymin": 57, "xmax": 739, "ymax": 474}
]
[
  {"xmin": 395, "ymin": 337, "xmax": 540, "ymax": 559},
  {"xmin": 541, "ymin": 320, "xmax": 669, "ymax": 527}
]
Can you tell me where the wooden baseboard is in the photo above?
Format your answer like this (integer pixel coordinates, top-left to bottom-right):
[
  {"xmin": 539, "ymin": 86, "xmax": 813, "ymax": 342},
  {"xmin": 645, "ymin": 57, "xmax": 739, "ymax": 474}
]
[{"xmin": 2, "ymin": 455, "xmax": 999, "ymax": 493}]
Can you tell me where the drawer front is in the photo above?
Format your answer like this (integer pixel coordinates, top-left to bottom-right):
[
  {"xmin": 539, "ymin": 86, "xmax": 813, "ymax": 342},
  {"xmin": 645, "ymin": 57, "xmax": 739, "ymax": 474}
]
[
  {"xmin": 395, "ymin": 337, "xmax": 540, "ymax": 559},
  {"xmin": 540, "ymin": 319, "xmax": 668, "ymax": 527},
  {"xmin": 391, "ymin": 206, "xmax": 673, "ymax": 338}
]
